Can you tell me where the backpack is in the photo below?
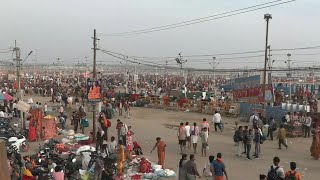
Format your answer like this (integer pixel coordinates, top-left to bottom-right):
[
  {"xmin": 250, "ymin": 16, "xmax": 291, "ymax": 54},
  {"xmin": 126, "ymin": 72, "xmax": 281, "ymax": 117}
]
[
  {"xmin": 267, "ymin": 166, "xmax": 280, "ymax": 180},
  {"xmin": 233, "ymin": 130, "xmax": 241, "ymax": 143},
  {"xmin": 233, "ymin": 134, "xmax": 239, "ymax": 143},
  {"xmin": 285, "ymin": 171, "xmax": 296, "ymax": 180},
  {"xmin": 103, "ymin": 117, "xmax": 111, "ymax": 128}
]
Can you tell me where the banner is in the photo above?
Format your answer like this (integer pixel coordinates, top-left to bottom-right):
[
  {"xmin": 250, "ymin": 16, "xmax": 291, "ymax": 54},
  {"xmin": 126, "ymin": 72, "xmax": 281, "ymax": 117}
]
[
  {"xmin": 87, "ymin": 78, "xmax": 102, "ymax": 102},
  {"xmin": 233, "ymin": 74, "xmax": 273, "ymax": 103}
]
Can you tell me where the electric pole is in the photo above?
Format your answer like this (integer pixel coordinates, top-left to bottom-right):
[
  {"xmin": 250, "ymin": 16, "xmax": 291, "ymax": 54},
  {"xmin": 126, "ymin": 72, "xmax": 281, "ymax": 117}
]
[
  {"xmin": 285, "ymin": 53, "xmax": 292, "ymax": 100},
  {"xmin": 92, "ymin": 29, "xmax": 99, "ymax": 142},
  {"xmin": 267, "ymin": 45, "xmax": 274, "ymax": 70},
  {"xmin": 13, "ymin": 40, "xmax": 24, "ymax": 129},
  {"xmin": 263, "ymin": 13, "xmax": 272, "ymax": 107},
  {"xmin": 175, "ymin": 53, "xmax": 187, "ymax": 93},
  {"xmin": 209, "ymin": 56, "xmax": 219, "ymax": 96},
  {"xmin": 165, "ymin": 60, "xmax": 168, "ymax": 88}
]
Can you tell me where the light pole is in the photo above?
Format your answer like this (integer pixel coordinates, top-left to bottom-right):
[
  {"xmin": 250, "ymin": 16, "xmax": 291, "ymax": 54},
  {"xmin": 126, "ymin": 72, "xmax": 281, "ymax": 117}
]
[
  {"xmin": 267, "ymin": 45, "xmax": 275, "ymax": 70},
  {"xmin": 263, "ymin": 13, "xmax": 272, "ymax": 107},
  {"xmin": 209, "ymin": 56, "xmax": 219, "ymax": 96},
  {"xmin": 13, "ymin": 41, "xmax": 33, "ymax": 130},
  {"xmin": 285, "ymin": 53, "xmax": 292, "ymax": 100},
  {"xmin": 175, "ymin": 53, "xmax": 187, "ymax": 92}
]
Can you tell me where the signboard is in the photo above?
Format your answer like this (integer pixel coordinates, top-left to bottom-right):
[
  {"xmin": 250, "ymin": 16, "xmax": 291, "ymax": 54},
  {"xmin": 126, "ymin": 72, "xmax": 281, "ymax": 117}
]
[
  {"xmin": 233, "ymin": 73, "xmax": 273, "ymax": 103},
  {"xmin": 16, "ymin": 100, "xmax": 30, "ymax": 112},
  {"xmin": 87, "ymin": 78, "xmax": 102, "ymax": 102}
]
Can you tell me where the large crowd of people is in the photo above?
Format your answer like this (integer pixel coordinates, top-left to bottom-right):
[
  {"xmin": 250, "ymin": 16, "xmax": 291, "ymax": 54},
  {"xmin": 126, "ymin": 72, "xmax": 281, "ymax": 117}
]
[{"xmin": 1, "ymin": 71, "xmax": 320, "ymax": 180}]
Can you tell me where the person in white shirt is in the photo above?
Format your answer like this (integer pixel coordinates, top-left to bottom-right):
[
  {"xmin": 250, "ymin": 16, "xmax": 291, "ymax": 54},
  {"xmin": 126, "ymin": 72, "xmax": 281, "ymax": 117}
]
[
  {"xmin": 249, "ymin": 114, "xmax": 257, "ymax": 129},
  {"xmin": 304, "ymin": 113, "xmax": 312, "ymax": 138},
  {"xmin": 12, "ymin": 101, "xmax": 17, "ymax": 117},
  {"xmin": 0, "ymin": 111, "xmax": 5, "ymax": 118},
  {"xmin": 284, "ymin": 112, "xmax": 291, "ymax": 124},
  {"xmin": 44, "ymin": 103, "xmax": 48, "ymax": 116},
  {"xmin": 108, "ymin": 136, "xmax": 118, "ymax": 154},
  {"xmin": 185, "ymin": 122, "xmax": 191, "ymax": 149},
  {"xmin": 67, "ymin": 96, "xmax": 73, "ymax": 109},
  {"xmin": 203, "ymin": 155, "xmax": 214, "ymax": 179},
  {"xmin": 59, "ymin": 105, "xmax": 64, "ymax": 116},
  {"xmin": 212, "ymin": 111, "xmax": 223, "ymax": 132}
]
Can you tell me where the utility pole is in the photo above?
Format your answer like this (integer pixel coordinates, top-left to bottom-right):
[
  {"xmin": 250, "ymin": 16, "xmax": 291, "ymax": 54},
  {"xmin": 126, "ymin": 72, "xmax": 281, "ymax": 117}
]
[
  {"xmin": 175, "ymin": 53, "xmax": 187, "ymax": 94},
  {"xmin": 92, "ymin": 29, "xmax": 99, "ymax": 142},
  {"xmin": 267, "ymin": 45, "xmax": 275, "ymax": 70},
  {"xmin": 263, "ymin": 13, "xmax": 272, "ymax": 107},
  {"xmin": 13, "ymin": 40, "xmax": 24, "ymax": 129},
  {"xmin": 133, "ymin": 58, "xmax": 138, "ymax": 93},
  {"xmin": 209, "ymin": 57, "xmax": 219, "ymax": 96},
  {"xmin": 165, "ymin": 60, "xmax": 168, "ymax": 88},
  {"xmin": 285, "ymin": 53, "xmax": 292, "ymax": 100}
]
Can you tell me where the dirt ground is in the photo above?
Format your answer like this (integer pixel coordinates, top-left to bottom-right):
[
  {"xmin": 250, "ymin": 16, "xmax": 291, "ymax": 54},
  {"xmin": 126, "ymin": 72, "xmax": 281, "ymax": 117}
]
[{"xmin": 23, "ymin": 95, "xmax": 319, "ymax": 179}]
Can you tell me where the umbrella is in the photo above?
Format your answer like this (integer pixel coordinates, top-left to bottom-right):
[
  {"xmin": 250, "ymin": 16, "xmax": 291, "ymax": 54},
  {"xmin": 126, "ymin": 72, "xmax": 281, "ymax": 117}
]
[{"xmin": 0, "ymin": 93, "xmax": 14, "ymax": 101}]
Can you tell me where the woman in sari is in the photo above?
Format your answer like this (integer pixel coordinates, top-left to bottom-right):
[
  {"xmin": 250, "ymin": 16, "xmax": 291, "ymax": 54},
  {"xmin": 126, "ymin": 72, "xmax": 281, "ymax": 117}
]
[
  {"xmin": 117, "ymin": 140, "xmax": 126, "ymax": 176},
  {"xmin": 28, "ymin": 118, "xmax": 37, "ymax": 142},
  {"xmin": 126, "ymin": 126, "xmax": 134, "ymax": 151},
  {"xmin": 310, "ymin": 125, "xmax": 320, "ymax": 160},
  {"xmin": 151, "ymin": 137, "xmax": 166, "ymax": 168}
]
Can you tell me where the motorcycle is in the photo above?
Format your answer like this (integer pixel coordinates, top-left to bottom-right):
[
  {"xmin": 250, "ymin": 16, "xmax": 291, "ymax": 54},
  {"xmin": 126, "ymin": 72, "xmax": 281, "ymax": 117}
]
[{"xmin": 8, "ymin": 134, "xmax": 28, "ymax": 152}]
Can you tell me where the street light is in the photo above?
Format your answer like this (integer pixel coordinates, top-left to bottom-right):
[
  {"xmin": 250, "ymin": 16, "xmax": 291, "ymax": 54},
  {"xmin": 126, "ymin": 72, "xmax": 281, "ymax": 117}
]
[
  {"xmin": 175, "ymin": 53, "xmax": 187, "ymax": 96},
  {"xmin": 263, "ymin": 13, "xmax": 272, "ymax": 107},
  {"xmin": 209, "ymin": 57, "xmax": 219, "ymax": 96}
]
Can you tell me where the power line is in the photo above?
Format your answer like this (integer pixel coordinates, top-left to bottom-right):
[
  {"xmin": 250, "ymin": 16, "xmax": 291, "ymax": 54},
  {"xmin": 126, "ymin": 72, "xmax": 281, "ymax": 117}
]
[
  {"xmin": 121, "ymin": 44, "xmax": 320, "ymax": 61},
  {"xmin": 100, "ymin": 0, "xmax": 296, "ymax": 36}
]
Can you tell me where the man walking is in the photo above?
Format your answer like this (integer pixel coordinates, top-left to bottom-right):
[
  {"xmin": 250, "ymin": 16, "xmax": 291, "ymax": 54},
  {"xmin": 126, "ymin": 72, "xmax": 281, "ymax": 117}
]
[
  {"xmin": 304, "ymin": 113, "xmax": 312, "ymax": 138},
  {"xmin": 253, "ymin": 125, "xmax": 261, "ymax": 159},
  {"xmin": 277, "ymin": 125, "xmax": 288, "ymax": 149},
  {"xmin": 210, "ymin": 153, "xmax": 229, "ymax": 180},
  {"xmin": 246, "ymin": 129, "xmax": 253, "ymax": 160},
  {"xmin": 200, "ymin": 127, "xmax": 209, "ymax": 157},
  {"xmin": 242, "ymin": 126, "xmax": 248, "ymax": 155},
  {"xmin": 185, "ymin": 122, "xmax": 191, "ymax": 149},
  {"xmin": 116, "ymin": 119, "xmax": 122, "ymax": 141},
  {"xmin": 120, "ymin": 122, "xmax": 128, "ymax": 146},
  {"xmin": 183, "ymin": 154, "xmax": 201, "ymax": 180},
  {"xmin": 285, "ymin": 162, "xmax": 302, "ymax": 180},
  {"xmin": 177, "ymin": 122, "xmax": 187, "ymax": 154},
  {"xmin": 234, "ymin": 126, "xmax": 243, "ymax": 157},
  {"xmin": 212, "ymin": 110, "xmax": 223, "ymax": 132},
  {"xmin": 267, "ymin": 117, "xmax": 276, "ymax": 140},
  {"xmin": 266, "ymin": 157, "xmax": 285, "ymax": 180},
  {"xmin": 72, "ymin": 111, "xmax": 80, "ymax": 133},
  {"xmin": 202, "ymin": 118, "xmax": 210, "ymax": 135}
]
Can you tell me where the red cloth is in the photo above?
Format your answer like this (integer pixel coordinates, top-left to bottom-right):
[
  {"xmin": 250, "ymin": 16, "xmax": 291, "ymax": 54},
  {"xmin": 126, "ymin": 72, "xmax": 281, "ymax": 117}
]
[
  {"xmin": 28, "ymin": 126, "xmax": 37, "ymax": 142},
  {"xmin": 22, "ymin": 175, "xmax": 36, "ymax": 180},
  {"xmin": 139, "ymin": 158, "xmax": 151, "ymax": 173}
]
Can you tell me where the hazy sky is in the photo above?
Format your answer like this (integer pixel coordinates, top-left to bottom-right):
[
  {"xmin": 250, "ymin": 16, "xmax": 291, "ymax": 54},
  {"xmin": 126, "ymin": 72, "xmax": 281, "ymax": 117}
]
[{"xmin": 1, "ymin": 0, "xmax": 319, "ymax": 69}]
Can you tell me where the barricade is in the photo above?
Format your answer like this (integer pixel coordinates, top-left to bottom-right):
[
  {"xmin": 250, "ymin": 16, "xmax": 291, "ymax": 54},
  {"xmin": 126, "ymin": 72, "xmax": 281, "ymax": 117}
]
[{"xmin": 144, "ymin": 97, "xmax": 239, "ymax": 117}]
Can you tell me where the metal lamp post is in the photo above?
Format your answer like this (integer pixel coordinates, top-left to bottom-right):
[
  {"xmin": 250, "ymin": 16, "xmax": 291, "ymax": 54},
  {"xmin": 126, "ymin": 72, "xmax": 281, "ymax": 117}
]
[{"xmin": 263, "ymin": 13, "xmax": 272, "ymax": 107}]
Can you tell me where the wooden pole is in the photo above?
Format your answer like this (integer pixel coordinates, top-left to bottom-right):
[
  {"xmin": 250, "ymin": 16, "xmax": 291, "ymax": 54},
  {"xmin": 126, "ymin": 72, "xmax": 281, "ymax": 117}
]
[{"xmin": 0, "ymin": 140, "xmax": 11, "ymax": 180}]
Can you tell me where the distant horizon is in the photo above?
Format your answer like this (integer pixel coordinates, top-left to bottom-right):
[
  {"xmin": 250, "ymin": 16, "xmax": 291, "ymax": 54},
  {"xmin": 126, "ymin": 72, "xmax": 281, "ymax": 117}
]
[{"xmin": 1, "ymin": 0, "xmax": 320, "ymax": 69}]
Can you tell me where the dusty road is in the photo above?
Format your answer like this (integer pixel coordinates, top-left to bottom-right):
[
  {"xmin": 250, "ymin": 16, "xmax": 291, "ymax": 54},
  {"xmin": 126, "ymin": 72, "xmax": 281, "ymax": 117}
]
[{"xmin": 23, "ymin": 95, "xmax": 318, "ymax": 179}]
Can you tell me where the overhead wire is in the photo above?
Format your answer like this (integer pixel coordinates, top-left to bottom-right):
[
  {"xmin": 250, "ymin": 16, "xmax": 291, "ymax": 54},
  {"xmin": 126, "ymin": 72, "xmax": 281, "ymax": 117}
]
[{"xmin": 100, "ymin": 0, "xmax": 296, "ymax": 36}]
